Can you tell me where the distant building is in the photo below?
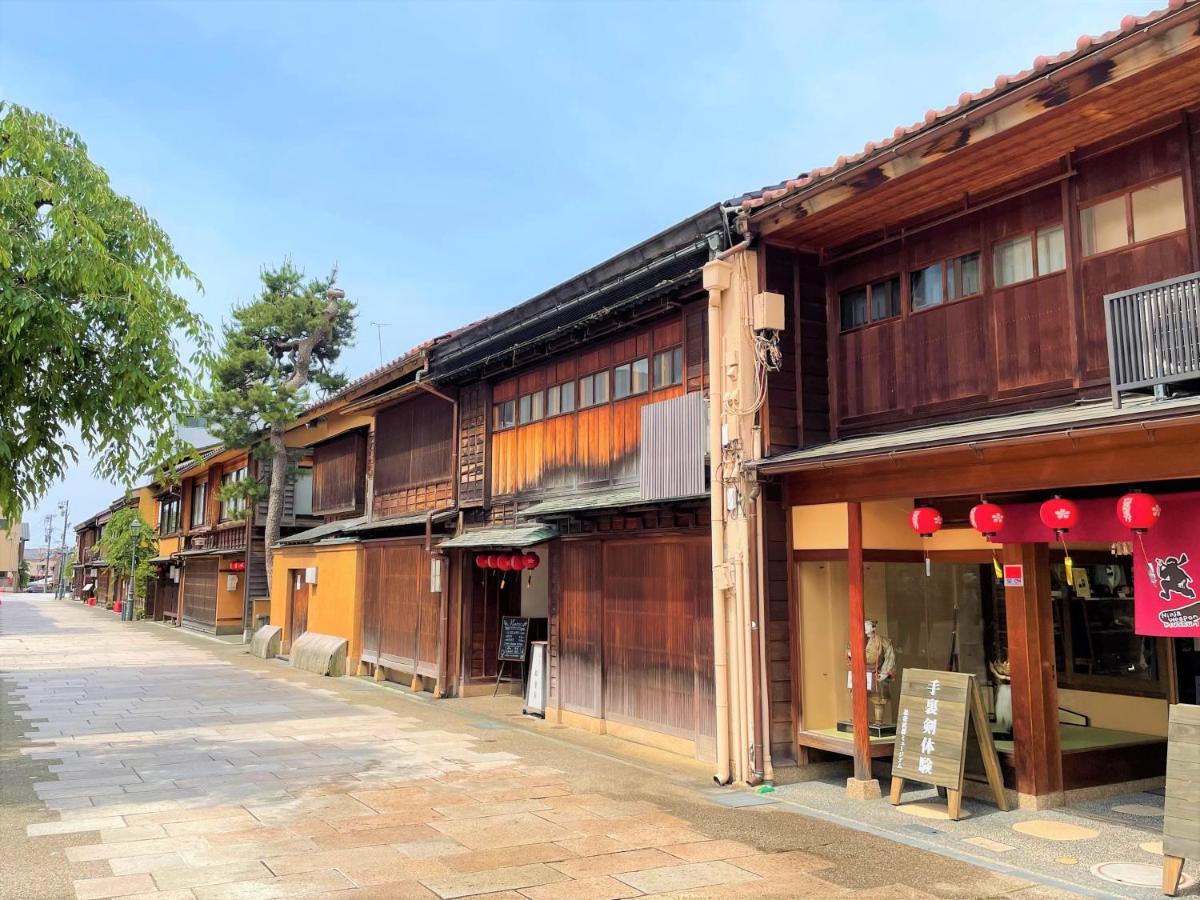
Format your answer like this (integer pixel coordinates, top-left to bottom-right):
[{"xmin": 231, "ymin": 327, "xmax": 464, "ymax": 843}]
[{"xmin": 0, "ymin": 519, "xmax": 28, "ymax": 590}]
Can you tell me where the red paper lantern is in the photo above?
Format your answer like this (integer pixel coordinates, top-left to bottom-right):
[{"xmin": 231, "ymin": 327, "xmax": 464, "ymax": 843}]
[
  {"xmin": 909, "ymin": 506, "xmax": 943, "ymax": 538},
  {"xmin": 509, "ymin": 553, "xmax": 526, "ymax": 570},
  {"xmin": 969, "ymin": 502, "xmax": 1005, "ymax": 538},
  {"xmin": 522, "ymin": 551, "xmax": 540, "ymax": 571},
  {"xmin": 475, "ymin": 555, "xmax": 489, "ymax": 569},
  {"xmin": 1116, "ymin": 491, "xmax": 1161, "ymax": 533},
  {"xmin": 1039, "ymin": 496, "xmax": 1079, "ymax": 534},
  {"xmin": 495, "ymin": 555, "xmax": 512, "ymax": 571}
]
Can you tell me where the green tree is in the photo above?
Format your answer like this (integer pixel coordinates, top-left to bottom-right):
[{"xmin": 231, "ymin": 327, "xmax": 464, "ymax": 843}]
[
  {"xmin": 202, "ymin": 262, "xmax": 354, "ymax": 594},
  {"xmin": 0, "ymin": 103, "xmax": 207, "ymax": 517},
  {"xmin": 96, "ymin": 506, "xmax": 156, "ymax": 600}
]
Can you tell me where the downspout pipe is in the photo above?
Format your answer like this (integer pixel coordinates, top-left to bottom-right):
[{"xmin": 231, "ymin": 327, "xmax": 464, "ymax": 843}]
[{"xmin": 703, "ymin": 259, "xmax": 733, "ymax": 786}]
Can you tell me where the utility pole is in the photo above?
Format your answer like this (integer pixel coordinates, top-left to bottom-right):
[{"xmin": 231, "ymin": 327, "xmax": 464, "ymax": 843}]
[
  {"xmin": 43, "ymin": 514, "xmax": 53, "ymax": 582},
  {"xmin": 56, "ymin": 500, "xmax": 69, "ymax": 600},
  {"xmin": 370, "ymin": 322, "xmax": 389, "ymax": 368}
]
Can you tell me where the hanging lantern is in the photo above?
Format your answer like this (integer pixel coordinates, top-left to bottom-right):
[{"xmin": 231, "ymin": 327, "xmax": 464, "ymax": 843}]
[
  {"xmin": 968, "ymin": 502, "xmax": 1005, "ymax": 539},
  {"xmin": 1116, "ymin": 491, "xmax": 1161, "ymax": 534},
  {"xmin": 1040, "ymin": 495, "xmax": 1079, "ymax": 582},
  {"xmin": 509, "ymin": 553, "xmax": 527, "ymax": 570},
  {"xmin": 909, "ymin": 506, "xmax": 943, "ymax": 538},
  {"xmin": 522, "ymin": 551, "xmax": 540, "ymax": 571},
  {"xmin": 1039, "ymin": 496, "xmax": 1079, "ymax": 535},
  {"xmin": 909, "ymin": 506, "xmax": 942, "ymax": 576},
  {"xmin": 495, "ymin": 555, "xmax": 512, "ymax": 571},
  {"xmin": 475, "ymin": 555, "xmax": 489, "ymax": 569}
]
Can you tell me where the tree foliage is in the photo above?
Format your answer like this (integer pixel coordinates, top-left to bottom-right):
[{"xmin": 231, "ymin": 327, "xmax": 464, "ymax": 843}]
[
  {"xmin": 201, "ymin": 262, "xmax": 355, "ymax": 590},
  {"xmin": 97, "ymin": 506, "xmax": 157, "ymax": 598},
  {"xmin": 0, "ymin": 103, "xmax": 207, "ymax": 517}
]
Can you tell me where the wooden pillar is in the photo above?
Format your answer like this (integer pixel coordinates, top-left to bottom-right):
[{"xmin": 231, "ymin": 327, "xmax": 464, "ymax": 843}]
[
  {"xmin": 846, "ymin": 501, "xmax": 875, "ymax": 789},
  {"xmin": 1002, "ymin": 542, "xmax": 1063, "ymax": 802}
]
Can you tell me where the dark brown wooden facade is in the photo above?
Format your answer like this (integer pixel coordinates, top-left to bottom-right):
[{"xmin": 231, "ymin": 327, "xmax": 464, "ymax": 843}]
[{"xmin": 312, "ymin": 429, "xmax": 367, "ymax": 516}]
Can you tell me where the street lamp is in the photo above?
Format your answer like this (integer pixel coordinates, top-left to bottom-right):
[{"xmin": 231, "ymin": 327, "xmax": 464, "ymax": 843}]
[{"xmin": 124, "ymin": 519, "xmax": 141, "ymax": 622}]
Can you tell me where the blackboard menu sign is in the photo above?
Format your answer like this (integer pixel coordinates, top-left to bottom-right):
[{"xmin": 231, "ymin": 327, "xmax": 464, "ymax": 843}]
[
  {"xmin": 498, "ymin": 616, "xmax": 530, "ymax": 662},
  {"xmin": 889, "ymin": 668, "xmax": 1007, "ymax": 820},
  {"xmin": 1163, "ymin": 703, "xmax": 1200, "ymax": 896}
]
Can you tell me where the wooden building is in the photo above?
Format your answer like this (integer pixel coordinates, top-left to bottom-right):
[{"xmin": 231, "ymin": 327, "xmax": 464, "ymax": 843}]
[
  {"xmin": 716, "ymin": 2, "xmax": 1200, "ymax": 806},
  {"xmin": 426, "ymin": 208, "xmax": 726, "ymax": 757}
]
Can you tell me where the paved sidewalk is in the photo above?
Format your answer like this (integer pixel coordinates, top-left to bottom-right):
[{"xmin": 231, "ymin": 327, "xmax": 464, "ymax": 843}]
[{"xmin": 1, "ymin": 595, "xmax": 1040, "ymax": 899}]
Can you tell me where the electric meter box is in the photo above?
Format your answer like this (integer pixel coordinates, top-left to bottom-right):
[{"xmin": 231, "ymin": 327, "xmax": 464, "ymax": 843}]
[{"xmin": 752, "ymin": 291, "xmax": 785, "ymax": 332}]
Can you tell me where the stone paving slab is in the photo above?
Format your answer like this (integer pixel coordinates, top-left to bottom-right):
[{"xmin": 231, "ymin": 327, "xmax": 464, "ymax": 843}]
[{"xmin": 3, "ymin": 595, "xmax": 1036, "ymax": 898}]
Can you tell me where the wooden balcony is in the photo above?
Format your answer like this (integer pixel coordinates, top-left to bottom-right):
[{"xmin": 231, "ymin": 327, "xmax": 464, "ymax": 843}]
[{"xmin": 1106, "ymin": 271, "xmax": 1200, "ymax": 407}]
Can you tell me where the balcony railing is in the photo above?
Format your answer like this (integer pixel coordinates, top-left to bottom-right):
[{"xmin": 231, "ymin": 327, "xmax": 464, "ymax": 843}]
[{"xmin": 1105, "ymin": 271, "xmax": 1200, "ymax": 408}]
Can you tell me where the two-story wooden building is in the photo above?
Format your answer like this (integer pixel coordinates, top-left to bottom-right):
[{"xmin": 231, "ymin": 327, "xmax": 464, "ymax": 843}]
[
  {"xmin": 718, "ymin": 1, "xmax": 1200, "ymax": 806},
  {"xmin": 425, "ymin": 207, "xmax": 726, "ymax": 757}
]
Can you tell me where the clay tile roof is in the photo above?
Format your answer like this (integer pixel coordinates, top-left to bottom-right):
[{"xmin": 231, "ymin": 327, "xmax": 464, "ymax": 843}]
[{"xmin": 734, "ymin": 0, "xmax": 1195, "ymax": 211}]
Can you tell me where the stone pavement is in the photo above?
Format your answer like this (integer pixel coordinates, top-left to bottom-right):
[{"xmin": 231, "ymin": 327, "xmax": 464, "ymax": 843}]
[{"xmin": 1, "ymin": 595, "xmax": 1042, "ymax": 899}]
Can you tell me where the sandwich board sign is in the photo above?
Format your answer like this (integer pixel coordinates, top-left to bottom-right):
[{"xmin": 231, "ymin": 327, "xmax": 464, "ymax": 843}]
[
  {"xmin": 1163, "ymin": 703, "xmax": 1200, "ymax": 896},
  {"xmin": 888, "ymin": 668, "xmax": 1008, "ymax": 820}
]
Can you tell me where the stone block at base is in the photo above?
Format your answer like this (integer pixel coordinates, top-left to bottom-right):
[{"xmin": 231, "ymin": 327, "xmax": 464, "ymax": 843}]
[
  {"xmin": 290, "ymin": 632, "xmax": 349, "ymax": 677},
  {"xmin": 249, "ymin": 624, "xmax": 282, "ymax": 659},
  {"xmin": 845, "ymin": 777, "xmax": 882, "ymax": 801}
]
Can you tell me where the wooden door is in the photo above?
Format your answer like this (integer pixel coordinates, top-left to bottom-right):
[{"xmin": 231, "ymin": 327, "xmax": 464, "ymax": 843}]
[
  {"xmin": 556, "ymin": 542, "xmax": 604, "ymax": 715},
  {"xmin": 158, "ymin": 577, "xmax": 179, "ymax": 622},
  {"xmin": 180, "ymin": 558, "xmax": 219, "ymax": 632},
  {"xmin": 289, "ymin": 569, "xmax": 310, "ymax": 644},
  {"xmin": 362, "ymin": 541, "xmax": 440, "ymax": 676}
]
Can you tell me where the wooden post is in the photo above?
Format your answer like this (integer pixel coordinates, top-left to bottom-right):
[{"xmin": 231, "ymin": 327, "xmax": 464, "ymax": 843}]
[
  {"xmin": 1002, "ymin": 542, "xmax": 1063, "ymax": 803},
  {"xmin": 846, "ymin": 501, "xmax": 876, "ymax": 794}
]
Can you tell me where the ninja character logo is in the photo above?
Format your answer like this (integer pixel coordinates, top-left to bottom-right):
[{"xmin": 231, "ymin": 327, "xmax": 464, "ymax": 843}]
[{"xmin": 1151, "ymin": 553, "xmax": 1196, "ymax": 602}]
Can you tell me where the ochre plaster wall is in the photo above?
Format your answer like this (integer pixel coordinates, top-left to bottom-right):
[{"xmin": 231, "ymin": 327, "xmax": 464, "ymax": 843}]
[{"xmin": 270, "ymin": 543, "xmax": 364, "ymax": 661}]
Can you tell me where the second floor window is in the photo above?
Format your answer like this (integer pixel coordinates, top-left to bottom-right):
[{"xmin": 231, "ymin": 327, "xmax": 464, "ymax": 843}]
[
  {"xmin": 910, "ymin": 252, "xmax": 981, "ymax": 310},
  {"xmin": 518, "ymin": 390, "xmax": 544, "ymax": 424},
  {"xmin": 840, "ymin": 276, "xmax": 900, "ymax": 331},
  {"xmin": 189, "ymin": 483, "xmax": 207, "ymax": 528},
  {"xmin": 579, "ymin": 370, "xmax": 609, "ymax": 408},
  {"xmin": 159, "ymin": 496, "xmax": 180, "ymax": 535},
  {"xmin": 1081, "ymin": 176, "xmax": 1186, "ymax": 256},
  {"xmin": 993, "ymin": 224, "xmax": 1066, "ymax": 288},
  {"xmin": 653, "ymin": 347, "xmax": 683, "ymax": 388},
  {"xmin": 493, "ymin": 400, "xmax": 515, "ymax": 430},
  {"xmin": 219, "ymin": 467, "xmax": 247, "ymax": 521},
  {"xmin": 614, "ymin": 357, "xmax": 649, "ymax": 399},
  {"xmin": 546, "ymin": 382, "xmax": 575, "ymax": 417}
]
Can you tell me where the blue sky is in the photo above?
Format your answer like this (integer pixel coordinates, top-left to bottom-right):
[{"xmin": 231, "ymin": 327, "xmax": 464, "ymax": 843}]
[{"xmin": 3, "ymin": 0, "xmax": 1138, "ymax": 539}]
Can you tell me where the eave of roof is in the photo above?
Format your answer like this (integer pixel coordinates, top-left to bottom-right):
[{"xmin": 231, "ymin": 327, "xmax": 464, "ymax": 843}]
[
  {"xmin": 519, "ymin": 486, "xmax": 708, "ymax": 518},
  {"xmin": 753, "ymin": 394, "xmax": 1200, "ymax": 474},
  {"xmin": 439, "ymin": 523, "xmax": 558, "ymax": 549},
  {"xmin": 736, "ymin": 0, "xmax": 1198, "ymax": 215}
]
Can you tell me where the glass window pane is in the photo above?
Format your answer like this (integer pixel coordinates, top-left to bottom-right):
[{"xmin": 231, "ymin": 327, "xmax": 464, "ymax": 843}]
[
  {"xmin": 955, "ymin": 252, "xmax": 981, "ymax": 298},
  {"xmin": 1132, "ymin": 177, "xmax": 1186, "ymax": 243},
  {"xmin": 993, "ymin": 235, "xmax": 1034, "ymax": 287},
  {"xmin": 518, "ymin": 394, "xmax": 532, "ymax": 424},
  {"xmin": 560, "ymin": 382, "xmax": 575, "ymax": 413},
  {"xmin": 531, "ymin": 390, "xmax": 543, "ymax": 421},
  {"xmin": 871, "ymin": 278, "xmax": 900, "ymax": 320},
  {"xmin": 631, "ymin": 358, "xmax": 649, "ymax": 394},
  {"xmin": 840, "ymin": 287, "xmax": 867, "ymax": 330},
  {"xmin": 654, "ymin": 351, "xmax": 671, "ymax": 388},
  {"xmin": 546, "ymin": 385, "xmax": 560, "ymax": 417},
  {"xmin": 594, "ymin": 370, "xmax": 609, "ymax": 403},
  {"xmin": 909, "ymin": 264, "xmax": 943, "ymax": 310},
  {"xmin": 672, "ymin": 347, "xmax": 683, "ymax": 384},
  {"xmin": 1036, "ymin": 226, "xmax": 1066, "ymax": 275},
  {"xmin": 579, "ymin": 376, "xmax": 594, "ymax": 408},
  {"xmin": 614, "ymin": 363, "xmax": 631, "ymax": 399},
  {"xmin": 1081, "ymin": 196, "xmax": 1128, "ymax": 256}
]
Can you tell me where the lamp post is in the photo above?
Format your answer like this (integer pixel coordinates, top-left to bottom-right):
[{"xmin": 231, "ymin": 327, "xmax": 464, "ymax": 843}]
[{"xmin": 124, "ymin": 519, "xmax": 141, "ymax": 622}]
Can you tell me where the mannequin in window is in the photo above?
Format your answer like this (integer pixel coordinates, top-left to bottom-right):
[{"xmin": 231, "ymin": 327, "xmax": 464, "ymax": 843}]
[{"xmin": 847, "ymin": 619, "xmax": 897, "ymax": 726}]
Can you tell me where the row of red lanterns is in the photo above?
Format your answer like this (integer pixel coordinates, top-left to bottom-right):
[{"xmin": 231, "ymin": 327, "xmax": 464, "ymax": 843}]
[
  {"xmin": 475, "ymin": 552, "xmax": 540, "ymax": 572},
  {"xmin": 908, "ymin": 491, "xmax": 1163, "ymax": 540}
]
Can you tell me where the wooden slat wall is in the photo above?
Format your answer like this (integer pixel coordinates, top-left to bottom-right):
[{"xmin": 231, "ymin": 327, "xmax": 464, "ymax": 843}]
[
  {"xmin": 374, "ymin": 395, "xmax": 455, "ymax": 518},
  {"xmin": 491, "ymin": 310, "xmax": 701, "ymax": 499},
  {"xmin": 181, "ymin": 558, "xmax": 218, "ymax": 631},
  {"xmin": 361, "ymin": 541, "xmax": 440, "ymax": 675},
  {"xmin": 760, "ymin": 483, "xmax": 795, "ymax": 764},
  {"xmin": 551, "ymin": 535, "xmax": 715, "ymax": 748},
  {"xmin": 312, "ymin": 431, "xmax": 366, "ymax": 515},
  {"xmin": 826, "ymin": 127, "xmax": 1197, "ymax": 436}
]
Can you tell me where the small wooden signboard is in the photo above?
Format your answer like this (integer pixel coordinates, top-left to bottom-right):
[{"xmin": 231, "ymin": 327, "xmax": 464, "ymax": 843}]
[
  {"xmin": 888, "ymin": 668, "xmax": 1008, "ymax": 820},
  {"xmin": 1163, "ymin": 703, "xmax": 1200, "ymax": 896},
  {"xmin": 493, "ymin": 616, "xmax": 530, "ymax": 697}
]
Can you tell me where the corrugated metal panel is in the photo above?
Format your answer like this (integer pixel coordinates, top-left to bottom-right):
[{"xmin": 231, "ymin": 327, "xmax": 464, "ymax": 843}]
[{"xmin": 640, "ymin": 392, "xmax": 706, "ymax": 501}]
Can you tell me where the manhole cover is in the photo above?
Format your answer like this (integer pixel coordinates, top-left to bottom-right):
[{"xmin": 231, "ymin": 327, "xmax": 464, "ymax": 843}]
[{"xmin": 1090, "ymin": 862, "xmax": 1195, "ymax": 888}]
